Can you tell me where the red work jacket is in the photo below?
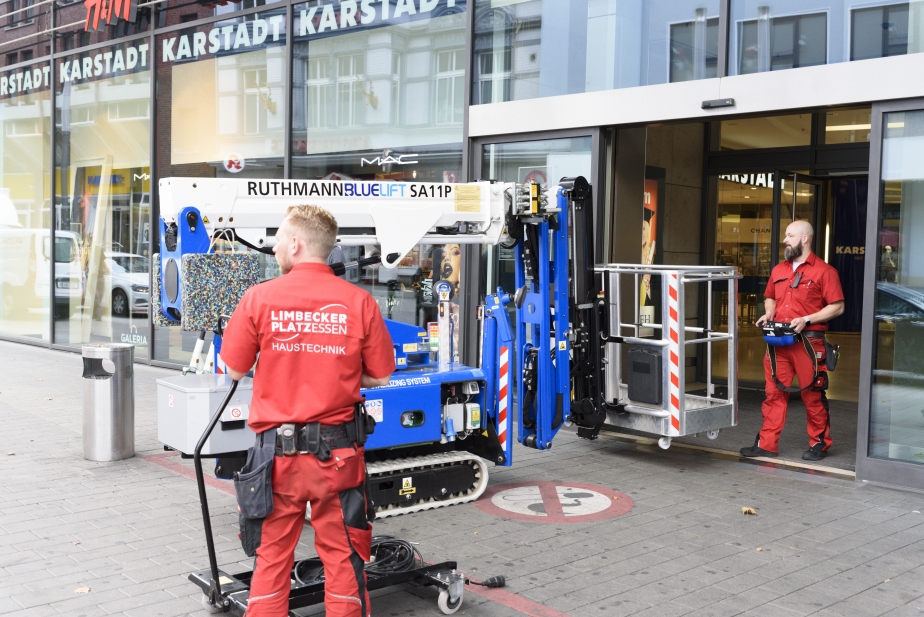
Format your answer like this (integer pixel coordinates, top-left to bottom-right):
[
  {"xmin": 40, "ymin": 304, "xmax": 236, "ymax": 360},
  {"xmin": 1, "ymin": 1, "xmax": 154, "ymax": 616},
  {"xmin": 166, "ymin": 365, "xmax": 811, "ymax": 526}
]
[
  {"xmin": 764, "ymin": 252, "xmax": 844, "ymax": 332},
  {"xmin": 220, "ymin": 262, "xmax": 395, "ymax": 432}
]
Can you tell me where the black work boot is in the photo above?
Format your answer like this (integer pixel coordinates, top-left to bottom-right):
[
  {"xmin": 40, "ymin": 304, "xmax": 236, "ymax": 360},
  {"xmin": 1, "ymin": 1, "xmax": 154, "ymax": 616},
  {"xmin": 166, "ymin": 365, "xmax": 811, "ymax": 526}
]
[
  {"xmin": 740, "ymin": 434, "xmax": 778, "ymax": 458},
  {"xmin": 802, "ymin": 442, "xmax": 827, "ymax": 461}
]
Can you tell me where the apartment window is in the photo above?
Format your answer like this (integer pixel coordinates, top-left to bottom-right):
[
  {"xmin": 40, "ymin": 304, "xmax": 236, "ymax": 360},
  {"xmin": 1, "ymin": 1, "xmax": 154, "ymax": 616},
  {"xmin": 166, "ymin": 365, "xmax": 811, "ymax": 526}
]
[
  {"xmin": 436, "ymin": 49, "xmax": 464, "ymax": 124},
  {"xmin": 4, "ymin": 118, "xmax": 39, "ymax": 136},
  {"xmin": 739, "ymin": 10, "xmax": 827, "ymax": 74},
  {"xmin": 6, "ymin": 52, "xmax": 16, "ymax": 65},
  {"xmin": 69, "ymin": 106, "xmax": 96, "ymax": 126},
  {"xmin": 337, "ymin": 54, "xmax": 364, "ymax": 127},
  {"xmin": 305, "ymin": 58, "xmax": 330, "ymax": 129},
  {"xmin": 852, "ymin": 4, "xmax": 909, "ymax": 61},
  {"xmin": 244, "ymin": 68, "xmax": 269, "ymax": 134},
  {"xmin": 7, "ymin": 0, "xmax": 35, "ymax": 27},
  {"xmin": 476, "ymin": 49, "xmax": 511, "ymax": 105},
  {"xmin": 670, "ymin": 13, "xmax": 719, "ymax": 82},
  {"xmin": 20, "ymin": 49, "xmax": 32, "ymax": 61},
  {"xmin": 108, "ymin": 100, "xmax": 150, "ymax": 121}
]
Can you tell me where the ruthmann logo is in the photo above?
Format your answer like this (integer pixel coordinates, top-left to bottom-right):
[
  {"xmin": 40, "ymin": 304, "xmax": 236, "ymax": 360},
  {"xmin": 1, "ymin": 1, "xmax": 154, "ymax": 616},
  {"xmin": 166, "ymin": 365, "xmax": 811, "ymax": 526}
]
[{"xmin": 84, "ymin": 0, "xmax": 139, "ymax": 32}]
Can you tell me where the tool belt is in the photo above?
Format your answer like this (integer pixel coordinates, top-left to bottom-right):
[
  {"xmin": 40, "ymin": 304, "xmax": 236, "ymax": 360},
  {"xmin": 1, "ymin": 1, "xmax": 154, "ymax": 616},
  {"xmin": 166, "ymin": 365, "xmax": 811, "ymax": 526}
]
[
  {"xmin": 275, "ymin": 422, "xmax": 356, "ymax": 460},
  {"xmin": 764, "ymin": 323, "xmax": 840, "ymax": 394},
  {"xmin": 275, "ymin": 399, "xmax": 376, "ymax": 461}
]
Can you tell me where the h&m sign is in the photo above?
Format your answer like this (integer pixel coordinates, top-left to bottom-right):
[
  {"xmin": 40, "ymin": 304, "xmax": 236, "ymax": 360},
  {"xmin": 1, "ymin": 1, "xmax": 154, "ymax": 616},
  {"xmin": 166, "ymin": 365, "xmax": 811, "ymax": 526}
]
[{"xmin": 84, "ymin": 0, "xmax": 139, "ymax": 32}]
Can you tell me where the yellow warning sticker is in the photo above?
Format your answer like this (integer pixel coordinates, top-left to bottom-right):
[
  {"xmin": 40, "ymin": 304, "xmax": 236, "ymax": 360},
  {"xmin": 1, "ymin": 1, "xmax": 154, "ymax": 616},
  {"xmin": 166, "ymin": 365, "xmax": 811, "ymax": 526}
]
[
  {"xmin": 403, "ymin": 343, "xmax": 418, "ymax": 353},
  {"xmin": 399, "ymin": 477, "xmax": 415, "ymax": 495},
  {"xmin": 218, "ymin": 576, "xmax": 234, "ymax": 585},
  {"xmin": 454, "ymin": 185, "xmax": 481, "ymax": 213},
  {"xmin": 558, "ymin": 341, "xmax": 567, "ymax": 351}
]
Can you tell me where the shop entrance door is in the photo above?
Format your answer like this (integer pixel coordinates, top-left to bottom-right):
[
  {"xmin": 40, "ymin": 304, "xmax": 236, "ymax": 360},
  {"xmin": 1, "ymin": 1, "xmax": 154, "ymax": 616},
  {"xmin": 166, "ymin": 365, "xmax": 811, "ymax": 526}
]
[{"xmin": 772, "ymin": 172, "xmax": 825, "ymax": 262}]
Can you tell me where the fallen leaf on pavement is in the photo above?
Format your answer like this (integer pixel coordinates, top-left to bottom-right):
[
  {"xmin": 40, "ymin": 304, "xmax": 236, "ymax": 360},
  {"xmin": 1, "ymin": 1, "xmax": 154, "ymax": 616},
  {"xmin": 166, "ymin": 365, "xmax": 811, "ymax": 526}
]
[
  {"xmin": 6, "ymin": 452, "xmax": 13, "ymax": 456},
  {"xmin": 756, "ymin": 547, "xmax": 762, "ymax": 551},
  {"xmin": 72, "ymin": 541, "xmax": 80, "ymax": 545},
  {"xmin": 742, "ymin": 507, "xmax": 757, "ymax": 515},
  {"xmin": 45, "ymin": 398, "xmax": 52, "ymax": 401},
  {"xmin": 74, "ymin": 587, "xmax": 90, "ymax": 594}
]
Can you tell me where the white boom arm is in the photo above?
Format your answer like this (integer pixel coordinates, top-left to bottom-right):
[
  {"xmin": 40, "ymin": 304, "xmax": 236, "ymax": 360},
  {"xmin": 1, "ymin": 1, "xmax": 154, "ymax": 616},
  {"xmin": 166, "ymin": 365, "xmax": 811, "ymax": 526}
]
[{"xmin": 159, "ymin": 178, "xmax": 511, "ymax": 267}]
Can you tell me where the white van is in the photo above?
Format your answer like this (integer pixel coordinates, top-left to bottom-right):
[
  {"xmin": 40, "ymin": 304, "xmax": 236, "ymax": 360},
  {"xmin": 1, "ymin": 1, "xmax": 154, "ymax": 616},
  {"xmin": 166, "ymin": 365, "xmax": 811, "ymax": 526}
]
[{"xmin": 0, "ymin": 225, "xmax": 84, "ymax": 318}]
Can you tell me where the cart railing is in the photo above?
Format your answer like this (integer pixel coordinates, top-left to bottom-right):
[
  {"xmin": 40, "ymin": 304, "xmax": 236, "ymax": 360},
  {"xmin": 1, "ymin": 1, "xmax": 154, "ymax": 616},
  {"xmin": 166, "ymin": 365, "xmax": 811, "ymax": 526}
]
[{"xmin": 596, "ymin": 263, "xmax": 740, "ymax": 439}]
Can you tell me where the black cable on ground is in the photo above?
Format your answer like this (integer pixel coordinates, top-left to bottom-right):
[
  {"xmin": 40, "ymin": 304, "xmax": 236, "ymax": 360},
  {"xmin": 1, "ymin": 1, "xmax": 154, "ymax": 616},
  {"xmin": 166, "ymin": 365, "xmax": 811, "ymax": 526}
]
[
  {"xmin": 292, "ymin": 536, "xmax": 422, "ymax": 586},
  {"xmin": 366, "ymin": 536, "xmax": 423, "ymax": 575}
]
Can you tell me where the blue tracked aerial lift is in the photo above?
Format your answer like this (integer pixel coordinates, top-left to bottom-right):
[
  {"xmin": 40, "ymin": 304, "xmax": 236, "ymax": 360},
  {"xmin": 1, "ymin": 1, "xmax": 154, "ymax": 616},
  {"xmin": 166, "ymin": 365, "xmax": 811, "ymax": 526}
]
[{"xmin": 155, "ymin": 176, "xmax": 603, "ymax": 518}]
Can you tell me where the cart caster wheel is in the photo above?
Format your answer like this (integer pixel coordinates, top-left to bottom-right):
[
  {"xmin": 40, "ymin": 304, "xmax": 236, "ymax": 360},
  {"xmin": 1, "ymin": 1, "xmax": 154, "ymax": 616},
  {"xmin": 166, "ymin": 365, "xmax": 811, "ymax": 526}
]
[
  {"xmin": 438, "ymin": 589, "xmax": 463, "ymax": 614},
  {"xmin": 201, "ymin": 594, "xmax": 224, "ymax": 614},
  {"xmin": 658, "ymin": 437, "xmax": 672, "ymax": 450},
  {"xmin": 706, "ymin": 430, "xmax": 720, "ymax": 440}
]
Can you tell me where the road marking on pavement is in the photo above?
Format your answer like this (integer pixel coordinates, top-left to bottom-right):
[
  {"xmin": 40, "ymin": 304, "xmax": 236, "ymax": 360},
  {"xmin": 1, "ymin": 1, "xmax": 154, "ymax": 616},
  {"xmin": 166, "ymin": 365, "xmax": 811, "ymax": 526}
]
[{"xmin": 474, "ymin": 481, "xmax": 633, "ymax": 524}]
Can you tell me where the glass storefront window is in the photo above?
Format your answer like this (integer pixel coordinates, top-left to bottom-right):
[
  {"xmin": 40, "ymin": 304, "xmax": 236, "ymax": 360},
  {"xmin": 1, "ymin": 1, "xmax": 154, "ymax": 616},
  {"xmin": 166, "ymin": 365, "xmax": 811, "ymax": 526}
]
[
  {"xmin": 870, "ymin": 109, "xmax": 924, "ymax": 465},
  {"xmin": 0, "ymin": 62, "xmax": 51, "ymax": 341},
  {"xmin": 713, "ymin": 113, "xmax": 812, "ymax": 150},
  {"xmin": 153, "ymin": 6, "xmax": 286, "ymax": 364},
  {"xmin": 481, "ymin": 136, "xmax": 593, "ymax": 292},
  {"xmin": 53, "ymin": 42, "xmax": 151, "ymax": 354},
  {"xmin": 290, "ymin": 0, "xmax": 466, "ymax": 182},
  {"xmin": 823, "ymin": 106, "xmax": 872, "ymax": 145},
  {"xmin": 730, "ymin": 1, "xmax": 924, "ymax": 77},
  {"xmin": 471, "ymin": 0, "xmax": 720, "ymax": 104}
]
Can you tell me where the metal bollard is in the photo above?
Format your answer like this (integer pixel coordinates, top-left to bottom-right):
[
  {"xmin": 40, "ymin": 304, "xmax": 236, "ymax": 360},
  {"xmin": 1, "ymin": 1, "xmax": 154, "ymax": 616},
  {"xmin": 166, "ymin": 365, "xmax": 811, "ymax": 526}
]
[{"xmin": 82, "ymin": 343, "xmax": 135, "ymax": 461}]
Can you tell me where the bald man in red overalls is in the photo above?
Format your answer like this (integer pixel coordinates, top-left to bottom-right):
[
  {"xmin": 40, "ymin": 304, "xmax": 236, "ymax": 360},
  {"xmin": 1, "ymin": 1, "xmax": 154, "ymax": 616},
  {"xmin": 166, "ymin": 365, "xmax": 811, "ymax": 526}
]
[{"xmin": 740, "ymin": 220, "xmax": 844, "ymax": 462}]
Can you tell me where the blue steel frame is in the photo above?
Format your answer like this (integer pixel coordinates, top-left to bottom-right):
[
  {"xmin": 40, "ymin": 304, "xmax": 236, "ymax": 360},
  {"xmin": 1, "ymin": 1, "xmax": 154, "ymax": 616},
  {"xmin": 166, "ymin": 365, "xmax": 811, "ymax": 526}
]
[{"xmin": 515, "ymin": 186, "xmax": 571, "ymax": 450}]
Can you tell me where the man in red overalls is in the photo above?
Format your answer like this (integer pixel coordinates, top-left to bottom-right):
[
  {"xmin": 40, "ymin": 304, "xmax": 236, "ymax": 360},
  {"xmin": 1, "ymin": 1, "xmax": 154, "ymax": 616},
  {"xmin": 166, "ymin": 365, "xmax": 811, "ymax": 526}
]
[
  {"xmin": 221, "ymin": 205, "xmax": 395, "ymax": 617},
  {"xmin": 740, "ymin": 220, "xmax": 844, "ymax": 462}
]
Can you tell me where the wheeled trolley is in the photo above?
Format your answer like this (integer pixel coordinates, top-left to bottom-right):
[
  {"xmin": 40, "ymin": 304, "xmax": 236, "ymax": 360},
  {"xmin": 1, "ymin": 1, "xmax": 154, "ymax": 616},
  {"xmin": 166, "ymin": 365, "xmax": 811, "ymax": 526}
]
[
  {"xmin": 597, "ymin": 264, "xmax": 740, "ymax": 449},
  {"xmin": 187, "ymin": 382, "xmax": 495, "ymax": 616}
]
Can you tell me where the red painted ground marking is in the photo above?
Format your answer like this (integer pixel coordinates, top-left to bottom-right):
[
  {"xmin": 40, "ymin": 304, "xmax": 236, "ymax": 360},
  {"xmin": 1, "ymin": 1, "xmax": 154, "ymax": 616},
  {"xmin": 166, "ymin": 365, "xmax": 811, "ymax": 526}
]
[
  {"xmin": 143, "ymin": 454, "xmax": 577, "ymax": 616},
  {"xmin": 474, "ymin": 481, "xmax": 634, "ymax": 524},
  {"xmin": 139, "ymin": 451, "xmax": 236, "ymax": 498},
  {"xmin": 464, "ymin": 577, "xmax": 575, "ymax": 617}
]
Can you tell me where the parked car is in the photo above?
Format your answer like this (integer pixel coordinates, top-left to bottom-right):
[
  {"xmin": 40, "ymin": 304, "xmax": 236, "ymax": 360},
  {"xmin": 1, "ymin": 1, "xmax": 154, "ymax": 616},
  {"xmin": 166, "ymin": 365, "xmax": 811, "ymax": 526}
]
[
  {"xmin": 1, "ymin": 227, "xmax": 84, "ymax": 319},
  {"xmin": 104, "ymin": 253, "xmax": 149, "ymax": 317},
  {"xmin": 876, "ymin": 282, "xmax": 924, "ymax": 377}
]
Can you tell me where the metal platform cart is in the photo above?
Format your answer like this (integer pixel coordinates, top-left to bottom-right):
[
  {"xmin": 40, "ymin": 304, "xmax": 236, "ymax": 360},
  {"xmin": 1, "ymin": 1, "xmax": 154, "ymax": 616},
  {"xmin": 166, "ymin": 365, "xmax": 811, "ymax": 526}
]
[
  {"xmin": 597, "ymin": 264, "xmax": 740, "ymax": 450},
  {"xmin": 189, "ymin": 381, "xmax": 503, "ymax": 616}
]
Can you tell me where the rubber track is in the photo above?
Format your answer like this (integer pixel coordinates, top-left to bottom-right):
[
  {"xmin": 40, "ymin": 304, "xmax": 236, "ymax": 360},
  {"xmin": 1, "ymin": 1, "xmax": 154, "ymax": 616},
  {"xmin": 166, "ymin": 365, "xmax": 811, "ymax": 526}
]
[{"xmin": 367, "ymin": 452, "xmax": 490, "ymax": 519}]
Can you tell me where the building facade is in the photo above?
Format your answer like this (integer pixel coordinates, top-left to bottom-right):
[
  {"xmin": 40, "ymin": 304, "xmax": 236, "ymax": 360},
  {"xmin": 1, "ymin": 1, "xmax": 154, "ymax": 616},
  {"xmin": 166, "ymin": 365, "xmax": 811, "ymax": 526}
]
[{"xmin": 1, "ymin": 0, "xmax": 923, "ymax": 490}]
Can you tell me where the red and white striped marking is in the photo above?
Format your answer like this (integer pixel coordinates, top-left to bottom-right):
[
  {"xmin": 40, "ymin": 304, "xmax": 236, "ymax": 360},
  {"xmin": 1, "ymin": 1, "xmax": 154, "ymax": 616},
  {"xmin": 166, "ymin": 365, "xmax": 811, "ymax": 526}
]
[
  {"xmin": 498, "ymin": 346, "xmax": 509, "ymax": 451},
  {"xmin": 666, "ymin": 274, "xmax": 681, "ymax": 435}
]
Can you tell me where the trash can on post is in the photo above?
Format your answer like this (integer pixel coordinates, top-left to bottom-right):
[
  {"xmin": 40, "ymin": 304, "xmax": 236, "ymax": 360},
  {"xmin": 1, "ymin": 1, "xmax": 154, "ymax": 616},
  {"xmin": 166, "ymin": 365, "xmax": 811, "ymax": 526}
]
[{"xmin": 82, "ymin": 343, "xmax": 135, "ymax": 461}]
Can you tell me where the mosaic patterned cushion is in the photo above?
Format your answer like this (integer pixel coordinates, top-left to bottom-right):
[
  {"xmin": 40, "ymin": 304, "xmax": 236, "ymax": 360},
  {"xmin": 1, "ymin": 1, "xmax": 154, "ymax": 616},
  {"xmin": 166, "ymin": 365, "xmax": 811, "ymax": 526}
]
[
  {"xmin": 151, "ymin": 254, "xmax": 179, "ymax": 327},
  {"xmin": 180, "ymin": 253, "xmax": 260, "ymax": 332}
]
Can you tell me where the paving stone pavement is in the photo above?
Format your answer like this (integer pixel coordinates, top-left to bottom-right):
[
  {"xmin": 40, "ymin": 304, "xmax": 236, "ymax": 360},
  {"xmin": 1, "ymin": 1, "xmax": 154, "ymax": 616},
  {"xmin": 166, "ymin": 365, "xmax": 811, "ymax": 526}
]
[{"xmin": 2, "ymin": 339, "xmax": 924, "ymax": 617}]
